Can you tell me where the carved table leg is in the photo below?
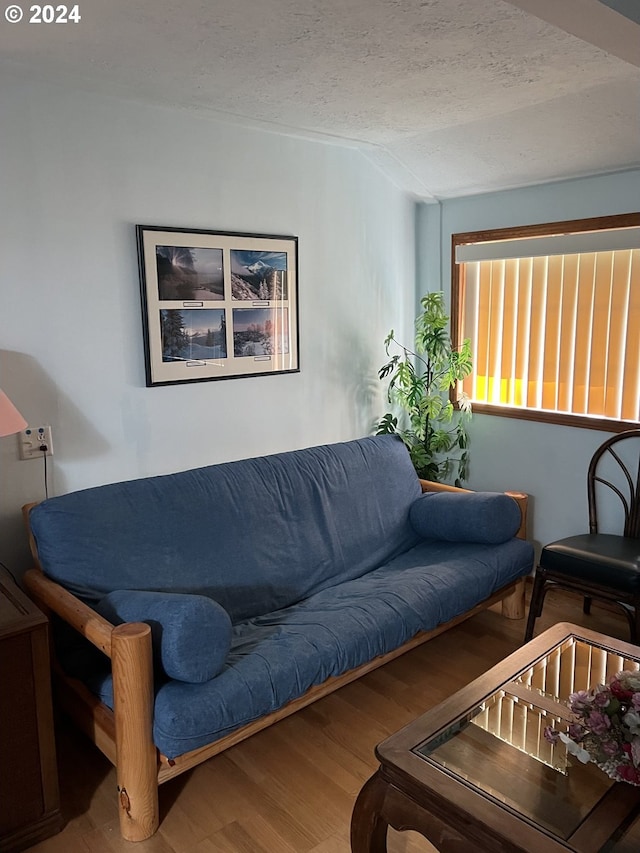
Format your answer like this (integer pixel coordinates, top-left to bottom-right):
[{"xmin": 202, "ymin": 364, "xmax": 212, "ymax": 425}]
[
  {"xmin": 352, "ymin": 767, "xmax": 517, "ymax": 853},
  {"xmin": 351, "ymin": 770, "xmax": 390, "ymax": 853}
]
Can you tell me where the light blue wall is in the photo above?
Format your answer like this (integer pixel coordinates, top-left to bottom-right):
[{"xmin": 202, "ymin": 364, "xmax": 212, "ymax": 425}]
[
  {"xmin": 3, "ymin": 68, "xmax": 636, "ymax": 573},
  {"xmin": 0, "ymin": 73, "xmax": 416, "ymax": 574},
  {"xmin": 417, "ymin": 169, "xmax": 640, "ymax": 553}
]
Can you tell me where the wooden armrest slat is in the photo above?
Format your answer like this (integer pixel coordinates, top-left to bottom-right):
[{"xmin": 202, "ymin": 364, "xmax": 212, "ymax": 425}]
[{"xmin": 23, "ymin": 569, "xmax": 113, "ymax": 657}]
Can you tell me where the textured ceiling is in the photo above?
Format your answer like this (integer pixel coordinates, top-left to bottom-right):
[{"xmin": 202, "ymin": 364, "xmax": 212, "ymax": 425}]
[{"xmin": 2, "ymin": 0, "xmax": 639, "ymax": 199}]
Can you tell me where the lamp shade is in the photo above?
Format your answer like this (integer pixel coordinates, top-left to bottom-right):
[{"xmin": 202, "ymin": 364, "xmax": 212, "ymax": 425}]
[{"xmin": 0, "ymin": 389, "xmax": 27, "ymax": 437}]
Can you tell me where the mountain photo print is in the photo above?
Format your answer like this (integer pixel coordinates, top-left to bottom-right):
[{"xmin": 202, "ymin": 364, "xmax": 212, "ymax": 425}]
[
  {"xmin": 230, "ymin": 250, "xmax": 288, "ymax": 300},
  {"xmin": 137, "ymin": 225, "xmax": 298, "ymax": 385},
  {"xmin": 233, "ymin": 308, "xmax": 289, "ymax": 357}
]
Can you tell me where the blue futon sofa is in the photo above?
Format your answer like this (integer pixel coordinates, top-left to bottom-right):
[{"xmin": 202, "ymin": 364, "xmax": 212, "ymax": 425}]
[{"xmin": 24, "ymin": 434, "xmax": 533, "ymax": 840}]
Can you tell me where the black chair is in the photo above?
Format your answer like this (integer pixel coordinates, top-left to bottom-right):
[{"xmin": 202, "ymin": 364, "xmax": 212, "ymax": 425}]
[{"xmin": 524, "ymin": 429, "xmax": 640, "ymax": 643}]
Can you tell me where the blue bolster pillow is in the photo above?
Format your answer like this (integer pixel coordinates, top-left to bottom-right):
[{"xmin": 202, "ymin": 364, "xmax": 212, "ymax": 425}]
[
  {"xmin": 96, "ymin": 590, "xmax": 232, "ymax": 683},
  {"xmin": 409, "ymin": 491, "xmax": 521, "ymax": 545}
]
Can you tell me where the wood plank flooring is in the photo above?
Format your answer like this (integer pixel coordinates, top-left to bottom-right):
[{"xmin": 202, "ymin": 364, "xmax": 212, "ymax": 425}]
[{"xmin": 25, "ymin": 588, "xmax": 640, "ymax": 852}]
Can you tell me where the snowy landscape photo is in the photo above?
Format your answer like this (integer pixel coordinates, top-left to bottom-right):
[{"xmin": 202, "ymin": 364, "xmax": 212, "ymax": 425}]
[
  {"xmin": 156, "ymin": 246, "xmax": 224, "ymax": 301},
  {"xmin": 233, "ymin": 308, "xmax": 289, "ymax": 357},
  {"xmin": 230, "ymin": 250, "xmax": 288, "ymax": 300},
  {"xmin": 138, "ymin": 226, "xmax": 298, "ymax": 384},
  {"xmin": 160, "ymin": 309, "xmax": 227, "ymax": 362}
]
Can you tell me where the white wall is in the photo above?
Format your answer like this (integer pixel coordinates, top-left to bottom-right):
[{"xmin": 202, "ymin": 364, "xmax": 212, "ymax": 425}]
[
  {"xmin": 417, "ymin": 169, "xmax": 640, "ymax": 553},
  {"xmin": 0, "ymin": 74, "xmax": 416, "ymax": 575}
]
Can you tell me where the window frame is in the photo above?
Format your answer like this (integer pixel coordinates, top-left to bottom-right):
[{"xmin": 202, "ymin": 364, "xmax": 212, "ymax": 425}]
[{"xmin": 451, "ymin": 213, "xmax": 640, "ymax": 433}]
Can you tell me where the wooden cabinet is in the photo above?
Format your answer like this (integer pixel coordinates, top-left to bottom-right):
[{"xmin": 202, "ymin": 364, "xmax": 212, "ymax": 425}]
[{"xmin": 0, "ymin": 574, "xmax": 62, "ymax": 852}]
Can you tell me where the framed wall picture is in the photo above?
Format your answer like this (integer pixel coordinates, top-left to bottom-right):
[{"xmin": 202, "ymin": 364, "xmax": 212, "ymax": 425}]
[{"xmin": 136, "ymin": 225, "xmax": 299, "ymax": 386}]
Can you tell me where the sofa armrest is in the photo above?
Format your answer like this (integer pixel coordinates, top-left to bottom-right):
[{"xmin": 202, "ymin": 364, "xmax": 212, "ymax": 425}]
[
  {"xmin": 419, "ymin": 479, "xmax": 529, "ymax": 541},
  {"xmin": 22, "ymin": 567, "xmax": 158, "ymax": 840},
  {"xmin": 419, "ymin": 479, "xmax": 472, "ymax": 494},
  {"xmin": 418, "ymin": 479, "xmax": 529, "ymax": 621},
  {"xmin": 23, "ymin": 568, "xmax": 115, "ymax": 657}
]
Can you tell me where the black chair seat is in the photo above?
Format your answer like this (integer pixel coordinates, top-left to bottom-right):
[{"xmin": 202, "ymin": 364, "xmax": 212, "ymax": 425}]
[
  {"xmin": 524, "ymin": 429, "xmax": 640, "ymax": 644},
  {"xmin": 541, "ymin": 534, "xmax": 640, "ymax": 593}
]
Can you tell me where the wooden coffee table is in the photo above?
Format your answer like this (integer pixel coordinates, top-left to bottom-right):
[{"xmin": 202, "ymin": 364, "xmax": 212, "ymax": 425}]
[{"xmin": 351, "ymin": 622, "xmax": 640, "ymax": 853}]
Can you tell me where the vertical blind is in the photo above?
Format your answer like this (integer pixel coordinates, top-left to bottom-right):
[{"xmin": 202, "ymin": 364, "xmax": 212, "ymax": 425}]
[{"xmin": 459, "ymin": 248, "xmax": 640, "ymax": 422}]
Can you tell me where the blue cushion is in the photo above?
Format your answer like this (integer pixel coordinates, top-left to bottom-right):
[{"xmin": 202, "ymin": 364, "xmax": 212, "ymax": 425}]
[
  {"xmin": 96, "ymin": 590, "xmax": 231, "ymax": 683},
  {"xmin": 88, "ymin": 536, "xmax": 534, "ymax": 758},
  {"xmin": 409, "ymin": 491, "xmax": 521, "ymax": 545},
  {"xmin": 29, "ymin": 435, "xmax": 422, "ymax": 622}
]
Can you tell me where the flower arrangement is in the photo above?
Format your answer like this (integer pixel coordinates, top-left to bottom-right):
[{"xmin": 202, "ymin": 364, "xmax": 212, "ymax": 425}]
[{"xmin": 544, "ymin": 670, "xmax": 640, "ymax": 785}]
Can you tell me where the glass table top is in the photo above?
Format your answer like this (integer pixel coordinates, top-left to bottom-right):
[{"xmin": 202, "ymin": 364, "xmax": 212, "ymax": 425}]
[{"xmin": 414, "ymin": 635, "xmax": 640, "ymax": 843}]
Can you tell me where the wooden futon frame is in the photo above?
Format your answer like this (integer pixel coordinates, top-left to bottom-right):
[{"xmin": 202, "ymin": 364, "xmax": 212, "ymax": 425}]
[{"xmin": 23, "ymin": 480, "xmax": 528, "ymax": 841}]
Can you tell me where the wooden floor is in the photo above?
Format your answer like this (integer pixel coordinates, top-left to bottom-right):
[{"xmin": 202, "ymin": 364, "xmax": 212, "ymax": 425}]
[{"xmin": 26, "ymin": 588, "xmax": 640, "ymax": 853}]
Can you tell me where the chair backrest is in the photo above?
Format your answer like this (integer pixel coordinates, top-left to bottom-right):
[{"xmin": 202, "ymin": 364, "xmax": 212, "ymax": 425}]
[{"xmin": 587, "ymin": 429, "xmax": 640, "ymax": 538}]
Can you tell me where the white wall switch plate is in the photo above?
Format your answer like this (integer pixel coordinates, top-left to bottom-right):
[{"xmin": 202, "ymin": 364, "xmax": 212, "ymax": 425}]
[{"xmin": 19, "ymin": 425, "xmax": 54, "ymax": 460}]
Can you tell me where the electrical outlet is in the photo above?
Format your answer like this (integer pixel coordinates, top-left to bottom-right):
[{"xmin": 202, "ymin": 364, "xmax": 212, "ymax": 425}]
[{"xmin": 19, "ymin": 425, "xmax": 54, "ymax": 460}]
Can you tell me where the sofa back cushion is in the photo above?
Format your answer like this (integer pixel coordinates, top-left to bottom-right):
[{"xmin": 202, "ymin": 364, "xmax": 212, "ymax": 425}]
[{"xmin": 29, "ymin": 435, "xmax": 422, "ymax": 622}]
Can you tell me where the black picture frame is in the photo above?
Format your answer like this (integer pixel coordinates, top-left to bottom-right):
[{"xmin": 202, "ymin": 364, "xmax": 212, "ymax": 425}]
[{"xmin": 136, "ymin": 225, "xmax": 299, "ymax": 386}]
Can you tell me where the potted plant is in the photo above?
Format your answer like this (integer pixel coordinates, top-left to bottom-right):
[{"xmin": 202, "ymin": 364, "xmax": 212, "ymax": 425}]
[{"xmin": 376, "ymin": 291, "xmax": 473, "ymax": 484}]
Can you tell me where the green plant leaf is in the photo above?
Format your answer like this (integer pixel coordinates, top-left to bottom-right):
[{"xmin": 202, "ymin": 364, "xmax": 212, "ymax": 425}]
[
  {"xmin": 375, "ymin": 413, "xmax": 398, "ymax": 435},
  {"xmin": 425, "ymin": 394, "xmax": 445, "ymax": 419},
  {"xmin": 456, "ymin": 423, "xmax": 469, "ymax": 448},
  {"xmin": 458, "ymin": 450, "xmax": 469, "ymax": 481},
  {"xmin": 375, "ymin": 291, "xmax": 473, "ymax": 484},
  {"xmin": 431, "ymin": 429, "xmax": 454, "ymax": 452},
  {"xmin": 378, "ymin": 354, "xmax": 400, "ymax": 381}
]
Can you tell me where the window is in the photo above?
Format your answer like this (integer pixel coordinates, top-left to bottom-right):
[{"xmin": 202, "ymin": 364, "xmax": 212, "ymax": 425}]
[{"xmin": 452, "ymin": 214, "xmax": 640, "ymax": 431}]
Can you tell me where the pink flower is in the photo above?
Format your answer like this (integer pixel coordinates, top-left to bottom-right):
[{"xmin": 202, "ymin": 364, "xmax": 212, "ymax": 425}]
[
  {"xmin": 568, "ymin": 723, "xmax": 585, "ymax": 741},
  {"xmin": 610, "ymin": 679, "xmax": 634, "ymax": 702},
  {"xmin": 561, "ymin": 673, "xmax": 640, "ymax": 785},
  {"xmin": 569, "ymin": 690, "xmax": 592, "ymax": 712},
  {"xmin": 544, "ymin": 726, "xmax": 560, "ymax": 745},
  {"xmin": 587, "ymin": 711, "xmax": 611, "ymax": 736},
  {"xmin": 601, "ymin": 739, "xmax": 620, "ymax": 756}
]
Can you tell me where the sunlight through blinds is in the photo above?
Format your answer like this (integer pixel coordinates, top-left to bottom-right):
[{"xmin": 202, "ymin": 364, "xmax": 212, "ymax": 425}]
[{"xmin": 460, "ymin": 249, "xmax": 640, "ymax": 422}]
